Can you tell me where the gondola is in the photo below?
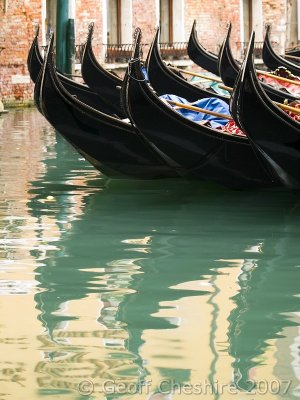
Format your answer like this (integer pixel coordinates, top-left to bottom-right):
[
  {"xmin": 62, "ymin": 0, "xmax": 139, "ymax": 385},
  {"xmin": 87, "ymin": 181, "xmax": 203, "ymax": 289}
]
[
  {"xmin": 230, "ymin": 32, "xmax": 300, "ymax": 189},
  {"xmin": 27, "ymin": 26, "xmax": 44, "ymax": 83},
  {"xmin": 27, "ymin": 27, "xmax": 124, "ymax": 116},
  {"xmin": 35, "ymin": 34, "xmax": 180, "ymax": 180},
  {"xmin": 217, "ymin": 23, "xmax": 240, "ymax": 87},
  {"xmin": 122, "ymin": 29, "xmax": 281, "ymax": 189},
  {"xmin": 262, "ymin": 25, "xmax": 300, "ymax": 76},
  {"xmin": 146, "ymin": 27, "xmax": 229, "ymax": 103},
  {"xmin": 218, "ymin": 23, "xmax": 299, "ymax": 103},
  {"xmin": 187, "ymin": 20, "xmax": 219, "ymax": 77},
  {"xmin": 81, "ymin": 23, "xmax": 125, "ymax": 117}
]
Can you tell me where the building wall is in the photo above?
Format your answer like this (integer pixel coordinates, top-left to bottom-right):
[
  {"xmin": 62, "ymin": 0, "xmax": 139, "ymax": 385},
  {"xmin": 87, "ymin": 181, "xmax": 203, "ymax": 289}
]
[
  {"xmin": 263, "ymin": 0, "xmax": 287, "ymax": 53},
  {"xmin": 74, "ymin": 0, "xmax": 103, "ymax": 62},
  {"xmin": 132, "ymin": 0, "xmax": 157, "ymax": 45},
  {"xmin": 185, "ymin": 0, "xmax": 241, "ymax": 57},
  {"xmin": 0, "ymin": 0, "xmax": 42, "ymax": 106},
  {"xmin": 75, "ymin": 0, "xmax": 103, "ymax": 46}
]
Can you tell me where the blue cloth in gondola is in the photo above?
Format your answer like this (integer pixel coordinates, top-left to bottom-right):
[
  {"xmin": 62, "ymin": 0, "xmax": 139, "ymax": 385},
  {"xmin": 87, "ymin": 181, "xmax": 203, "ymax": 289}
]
[
  {"xmin": 160, "ymin": 94, "xmax": 230, "ymax": 128},
  {"xmin": 141, "ymin": 66, "xmax": 149, "ymax": 81}
]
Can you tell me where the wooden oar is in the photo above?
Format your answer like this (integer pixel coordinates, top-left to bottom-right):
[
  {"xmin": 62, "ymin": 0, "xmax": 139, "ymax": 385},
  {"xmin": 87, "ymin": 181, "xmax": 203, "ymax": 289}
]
[
  {"xmin": 256, "ymin": 69, "xmax": 300, "ymax": 87},
  {"xmin": 168, "ymin": 67, "xmax": 300, "ymax": 117},
  {"xmin": 273, "ymin": 101, "xmax": 300, "ymax": 115},
  {"xmin": 218, "ymin": 84, "xmax": 233, "ymax": 92},
  {"xmin": 284, "ymin": 54, "xmax": 300, "ymax": 62},
  {"xmin": 168, "ymin": 66, "xmax": 223, "ymax": 83},
  {"xmin": 170, "ymin": 65, "xmax": 300, "ymax": 88},
  {"xmin": 205, "ymin": 84, "xmax": 300, "ymax": 117},
  {"xmin": 166, "ymin": 99, "xmax": 232, "ymax": 120}
]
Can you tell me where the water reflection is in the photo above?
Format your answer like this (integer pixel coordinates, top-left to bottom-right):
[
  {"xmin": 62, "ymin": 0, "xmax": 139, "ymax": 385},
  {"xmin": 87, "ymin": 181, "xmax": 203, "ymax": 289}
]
[
  {"xmin": 0, "ymin": 109, "xmax": 300, "ymax": 400},
  {"xmin": 229, "ymin": 218, "xmax": 300, "ymax": 395}
]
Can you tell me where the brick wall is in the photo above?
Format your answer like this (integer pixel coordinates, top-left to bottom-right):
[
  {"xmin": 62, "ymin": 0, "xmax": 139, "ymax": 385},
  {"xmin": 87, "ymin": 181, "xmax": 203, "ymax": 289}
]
[
  {"xmin": 132, "ymin": 0, "xmax": 157, "ymax": 45},
  {"xmin": 75, "ymin": 0, "xmax": 103, "ymax": 58},
  {"xmin": 76, "ymin": 0, "xmax": 102, "ymax": 44},
  {"xmin": 263, "ymin": 0, "xmax": 286, "ymax": 53},
  {"xmin": 185, "ymin": 0, "xmax": 241, "ymax": 58},
  {"xmin": 0, "ymin": 0, "xmax": 42, "ymax": 106}
]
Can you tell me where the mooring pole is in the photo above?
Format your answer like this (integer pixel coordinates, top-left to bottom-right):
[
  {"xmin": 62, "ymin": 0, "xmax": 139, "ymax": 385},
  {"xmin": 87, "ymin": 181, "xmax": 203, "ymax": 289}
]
[
  {"xmin": 66, "ymin": 0, "xmax": 75, "ymax": 75},
  {"xmin": 56, "ymin": 0, "xmax": 69, "ymax": 73}
]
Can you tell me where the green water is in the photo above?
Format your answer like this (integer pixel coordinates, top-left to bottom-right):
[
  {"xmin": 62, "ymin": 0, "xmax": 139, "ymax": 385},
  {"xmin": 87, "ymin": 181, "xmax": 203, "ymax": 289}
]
[{"xmin": 0, "ymin": 108, "xmax": 300, "ymax": 400}]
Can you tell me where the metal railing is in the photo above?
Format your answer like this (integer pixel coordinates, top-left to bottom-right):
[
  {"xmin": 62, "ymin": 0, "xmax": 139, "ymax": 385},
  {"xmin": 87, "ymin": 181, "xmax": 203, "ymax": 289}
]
[
  {"xmin": 41, "ymin": 41, "xmax": 188, "ymax": 65},
  {"xmin": 236, "ymin": 41, "xmax": 278, "ymax": 59},
  {"xmin": 104, "ymin": 43, "xmax": 145, "ymax": 63},
  {"xmin": 103, "ymin": 42, "xmax": 188, "ymax": 63},
  {"xmin": 159, "ymin": 42, "xmax": 188, "ymax": 60},
  {"xmin": 41, "ymin": 44, "xmax": 84, "ymax": 64},
  {"xmin": 75, "ymin": 44, "xmax": 85, "ymax": 64}
]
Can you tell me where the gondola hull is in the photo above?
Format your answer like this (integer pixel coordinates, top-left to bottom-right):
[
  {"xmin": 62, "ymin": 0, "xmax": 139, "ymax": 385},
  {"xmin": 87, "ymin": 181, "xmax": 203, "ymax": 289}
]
[
  {"xmin": 218, "ymin": 24, "xmax": 298, "ymax": 103},
  {"xmin": 81, "ymin": 23, "xmax": 125, "ymax": 118},
  {"xmin": 146, "ymin": 28, "xmax": 229, "ymax": 103},
  {"xmin": 27, "ymin": 28, "xmax": 123, "ymax": 117},
  {"xmin": 187, "ymin": 20, "xmax": 219, "ymax": 77},
  {"xmin": 122, "ymin": 33, "xmax": 281, "ymax": 190},
  {"xmin": 262, "ymin": 25, "xmax": 300, "ymax": 76},
  {"xmin": 231, "ymin": 33, "xmax": 300, "ymax": 189},
  {"xmin": 27, "ymin": 26, "xmax": 43, "ymax": 84},
  {"xmin": 35, "ymin": 36, "xmax": 179, "ymax": 180}
]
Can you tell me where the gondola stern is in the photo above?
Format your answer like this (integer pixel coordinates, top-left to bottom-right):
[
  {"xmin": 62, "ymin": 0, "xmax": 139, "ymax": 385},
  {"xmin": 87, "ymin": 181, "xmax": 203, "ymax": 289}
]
[
  {"xmin": 27, "ymin": 25, "xmax": 43, "ymax": 83},
  {"xmin": 81, "ymin": 23, "xmax": 95, "ymax": 77},
  {"xmin": 262, "ymin": 22, "xmax": 300, "ymax": 74},
  {"xmin": 120, "ymin": 28, "xmax": 144, "ymax": 120},
  {"xmin": 36, "ymin": 33, "xmax": 56, "ymax": 117},
  {"xmin": 187, "ymin": 20, "xmax": 197, "ymax": 57},
  {"xmin": 132, "ymin": 27, "xmax": 142, "ymax": 60},
  {"xmin": 218, "ymin": 22, "xmax": 239, "ymax": 85},
  {"xmin": 35, "ymin": 24, "xmax": 40, "ymax": 38},
  {"xmin": 87, "ymin": 22, "xmax": 95, "ymax": 45},
  {"xmin": 262, "ymin": 24, "xmax": 273, "ymax": 64},
  {"xmin": 152, "ymin": 26, "xmax": 160, "ymax": 55},
  {"xmin": 229, "ymin": 32, "xmax": 256, "ymax": 129}
]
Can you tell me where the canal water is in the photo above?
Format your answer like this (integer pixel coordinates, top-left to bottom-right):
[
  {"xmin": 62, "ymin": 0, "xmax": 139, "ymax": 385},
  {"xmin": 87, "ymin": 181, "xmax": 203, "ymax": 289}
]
[{"xmin": 0, "ymin": 108, "xmax": 300, "ymax": 400}]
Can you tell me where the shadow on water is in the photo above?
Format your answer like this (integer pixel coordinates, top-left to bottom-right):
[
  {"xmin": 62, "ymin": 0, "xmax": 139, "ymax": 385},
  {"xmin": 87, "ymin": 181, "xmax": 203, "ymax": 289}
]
[{"xmin": 2, "ymin": 109, "xmax": 300, "ymax": 399}]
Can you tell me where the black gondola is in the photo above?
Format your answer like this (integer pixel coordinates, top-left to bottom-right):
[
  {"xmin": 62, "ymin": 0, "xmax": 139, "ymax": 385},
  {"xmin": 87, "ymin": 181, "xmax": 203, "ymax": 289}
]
[
  {"xmin": 122, "ymin": 29, "xmax": 281, "ymax": 189},
  {"xmin": 231, "ymin": 32, "xmax": 300, "ymax": 189},
  {"xmin": 262, "ymin": 25, "xmax": 300, "ymax": 76},
  {"xmin": 146, "ymin": 27, "xmax": 229, "ymax": 102},
  {"xmin": 187, "ymin": 20, "xmax": 219, "ymax": 77},
  {"xmin": 35, "ymin": 34, "xmax": 180, "ymax": 180},
  {"xmin": 217, "ymin": 23, "xmax": 240, "ymax": 87},
  {"xmin": 218, "ymin": 23, "xmax": 299, "ymax": 103},
  {"xmin": 27, "ymin": 27, "xmax": 124, "ymax": 116},
  {"xmin": 27, "ymin": 26, "xmax": 44, "ymax": 83},
  {"xmin": 81, "ymin": 23, "xmax": 125, "ymax": 117}
]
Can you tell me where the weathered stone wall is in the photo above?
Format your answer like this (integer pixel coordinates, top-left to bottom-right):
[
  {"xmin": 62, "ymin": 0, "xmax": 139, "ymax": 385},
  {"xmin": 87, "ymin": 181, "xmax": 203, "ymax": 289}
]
[
  {"xmin": 0, "ymin": 0, "xmax": 42, "ymax": 106},
  {"xmin": 185, "ymin": 0, "xmax": 241, "ymax": 57},
  {"xmin": 75, "ymin": 0, "xmax": 103, "ymax": 58},
  {"xmin": 75, "ymin": 0, "xmax": 102, "ymax": 43},
  {"xmin": 132, "ymin": 0, "xmax": 157, "ymax": 45},
  {"xmin": 263, "ymin": 0, "xmax": 287, "ymax": 52}
]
